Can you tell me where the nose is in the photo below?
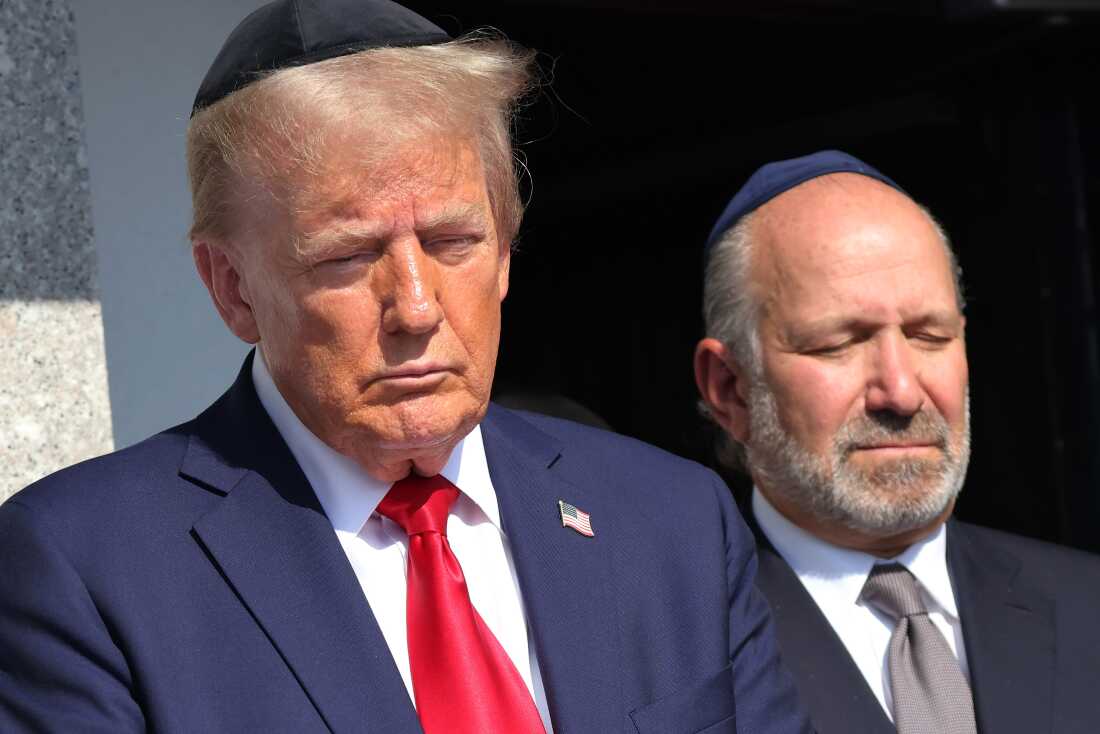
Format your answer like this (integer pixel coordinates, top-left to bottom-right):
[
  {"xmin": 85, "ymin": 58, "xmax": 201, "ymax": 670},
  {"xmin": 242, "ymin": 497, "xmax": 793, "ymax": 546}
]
[
  {"xmin": 380, "ymin": 238, "xmax": 444, "ymax": 335},
  {"xmin": 865, "ymin": 331, "xmax": 924, "ymax": 416}
]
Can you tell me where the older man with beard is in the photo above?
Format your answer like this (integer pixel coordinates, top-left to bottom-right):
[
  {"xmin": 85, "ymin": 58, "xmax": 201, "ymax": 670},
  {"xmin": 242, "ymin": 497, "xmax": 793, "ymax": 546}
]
[{"xmin": 694, "ymin": 151, "xmax": 1100, "ymax": 734}]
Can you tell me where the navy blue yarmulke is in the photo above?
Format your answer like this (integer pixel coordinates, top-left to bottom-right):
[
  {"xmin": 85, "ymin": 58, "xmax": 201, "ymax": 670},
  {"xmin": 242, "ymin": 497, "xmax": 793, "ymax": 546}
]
[
  {"xmin": 192, "ymin": 0, "xmax": 452, "ymax": 116},
  {"xmin": 704, "ymin": 150, "xmax": 904, "ymax": 254}
]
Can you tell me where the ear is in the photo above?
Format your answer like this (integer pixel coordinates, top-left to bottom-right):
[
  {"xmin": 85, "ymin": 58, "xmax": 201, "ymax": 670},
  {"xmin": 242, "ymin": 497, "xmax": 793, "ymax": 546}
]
[
  {"xmin": 192, "ymin": 240, "xmax": 260, "ymax": 344},
  {"xmin": 497, "ymin": 241, "xmax": 511, "ymax": 302},
  {"xmin": 694, "ymin": 337, "xmax": 752, "ymax": 442}
]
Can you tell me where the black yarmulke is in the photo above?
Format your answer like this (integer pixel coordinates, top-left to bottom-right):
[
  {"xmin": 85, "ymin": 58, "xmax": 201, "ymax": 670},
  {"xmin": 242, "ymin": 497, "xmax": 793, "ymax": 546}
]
[
  {"xmin": 704, "ymin": 150, "xmax": 904, "ymax": 256},
  {"xmin": 192, "ymin": 0, "xmax": 452, "ymax": 116}
]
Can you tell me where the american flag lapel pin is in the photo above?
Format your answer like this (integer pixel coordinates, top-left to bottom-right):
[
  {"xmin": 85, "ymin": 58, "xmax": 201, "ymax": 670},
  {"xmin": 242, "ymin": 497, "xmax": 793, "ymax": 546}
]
[{"xmin": 558, "ymin": 500, "xmax": 595, "ymax": 537}]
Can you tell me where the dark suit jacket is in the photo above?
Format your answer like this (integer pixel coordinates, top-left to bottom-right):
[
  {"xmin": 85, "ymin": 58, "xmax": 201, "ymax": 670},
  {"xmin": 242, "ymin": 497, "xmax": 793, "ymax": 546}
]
[
  {"xmin": 0, "ymin": 359, "xmax": 810, "ymax": 734},
  {"xmin": 750, "ymin": 512, "xmax": 1100, "ymax": 734}
]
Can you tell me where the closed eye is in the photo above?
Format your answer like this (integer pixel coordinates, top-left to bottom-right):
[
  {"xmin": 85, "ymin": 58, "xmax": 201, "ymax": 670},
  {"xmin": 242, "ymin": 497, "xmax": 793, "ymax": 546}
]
[
  {"xmin": 802, "ymin": 340, "xmax": 853, "ymax": 357},
  {"xmin": 426, "ymin": 235, "xmax": 478, "ymax": 249},
  {"xmin": 909, "ymin": 332, "xmax": 953, "ymax": 348},
  {"xmin": 801, "ymin": 330, "xmax": 876, "ymax": 356},
  {"xmin": 307, "ymin": 247, "xmax": 383, "ymax": 274},
  {"xmin": 423, "ymin": 235, "xmax": 483, "ymax": 263},
  {"xmin": 323, "ymin": 251, "xmax": 379, "ymax": 266}
]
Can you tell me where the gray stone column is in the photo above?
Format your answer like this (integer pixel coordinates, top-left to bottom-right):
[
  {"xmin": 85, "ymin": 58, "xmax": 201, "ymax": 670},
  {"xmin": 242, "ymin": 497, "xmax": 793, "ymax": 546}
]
[{"xmin": 0, "ymin": 0, "xmax": 113, "ymax": 502}]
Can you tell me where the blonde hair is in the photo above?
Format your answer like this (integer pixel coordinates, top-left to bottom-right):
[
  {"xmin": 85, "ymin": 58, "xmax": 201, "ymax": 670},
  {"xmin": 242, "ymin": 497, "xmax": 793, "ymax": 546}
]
[{"xmin": 186, "ymin": 34, "xmax": 536, "ymax": 247}]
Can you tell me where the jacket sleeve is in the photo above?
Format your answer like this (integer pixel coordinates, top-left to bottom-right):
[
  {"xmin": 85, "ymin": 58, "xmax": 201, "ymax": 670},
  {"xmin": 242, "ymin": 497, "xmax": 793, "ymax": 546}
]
[
  {"xmin": 713, "ymin": 475, "xmax": 815, "ymax": 734},
  {"xmin": 0, "ymin": 499, "xmax": 146, "ymax": 733}
]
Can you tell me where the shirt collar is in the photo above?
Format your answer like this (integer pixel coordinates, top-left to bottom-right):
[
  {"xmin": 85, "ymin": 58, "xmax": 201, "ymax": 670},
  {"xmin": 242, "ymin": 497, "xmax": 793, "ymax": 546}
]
[
  {"xmin": 251, "ymin": 351, "xmax": 501, "ymax": 535},
  {"xmin": 894, "ymin": 519, "xmax": 957, "ymax": 618},
  {"xmin": 752, "ymin": 487, "xmax": 958, "ymax": 619}
]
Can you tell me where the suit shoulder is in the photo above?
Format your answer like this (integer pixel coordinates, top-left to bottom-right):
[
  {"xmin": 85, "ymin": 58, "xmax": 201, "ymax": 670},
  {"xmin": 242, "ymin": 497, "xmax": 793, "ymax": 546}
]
[
  {"xmin": 954, "ymin": 520, "xmax": 1100, "ymax": 580},
  {"xmin": 5, "ymin": 423, "xmax": 194, "ymax": 518},
  {"xmin": 512, "ymin": 409, "xmax": 717, "ymax": 481}
]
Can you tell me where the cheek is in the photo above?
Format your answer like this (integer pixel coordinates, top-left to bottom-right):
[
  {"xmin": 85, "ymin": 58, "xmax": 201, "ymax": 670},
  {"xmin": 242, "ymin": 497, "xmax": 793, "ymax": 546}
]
[
  {"xmin": 248, "ymin": 274, "xmax": 303, "ymax": 350},
  {"xmin": 442, "ymin": 259, "xmax": 504, "ymax": 356},
  {"xmin": 767, "ymin": 359, "xmax": 863, "ymax": 451},
  {"xmin": 921, "ymin": 348, "xmax": 969, "ymax": 426},
  {"xmin": 275, "ymin": 287, "xmax": 381, "ymax": 363},
  {"xmin": 449, "ymin": 292, "xmax": 501, "ymax": 366}
]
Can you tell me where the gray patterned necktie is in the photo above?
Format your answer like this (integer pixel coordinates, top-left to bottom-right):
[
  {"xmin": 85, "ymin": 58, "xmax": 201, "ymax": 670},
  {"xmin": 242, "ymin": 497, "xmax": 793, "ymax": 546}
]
[{"xmin": 860, "ymin": 563, "xmax": 977, "ymax": 734}]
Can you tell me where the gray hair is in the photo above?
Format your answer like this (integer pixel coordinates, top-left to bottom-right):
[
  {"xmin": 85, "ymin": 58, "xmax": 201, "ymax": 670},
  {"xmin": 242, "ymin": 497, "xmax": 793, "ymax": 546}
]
[
  {"xmin": 699, "ymin": 201, "xmax": 966, "ymax": 473},
  {"xmin": 698, "ymin": 211, "xmax": 761, "ymax": 472},
  {"xmin": 702, "ymin": 211, "xmax": 764, "ymax": 377},
  {"xmin": 186, "ymin": 33, "xmax": 536, "ymax": 248}
]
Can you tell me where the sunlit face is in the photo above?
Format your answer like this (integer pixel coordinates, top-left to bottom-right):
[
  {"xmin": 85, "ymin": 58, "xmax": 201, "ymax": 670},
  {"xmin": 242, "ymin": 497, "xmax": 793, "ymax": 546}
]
[
  {"xmin": 745, "ymin": 175, "xmax": 970, "ymax": 543},
  {"xmin": 201, "ymin": 134, "xmax": 510, "ymax": 480}
]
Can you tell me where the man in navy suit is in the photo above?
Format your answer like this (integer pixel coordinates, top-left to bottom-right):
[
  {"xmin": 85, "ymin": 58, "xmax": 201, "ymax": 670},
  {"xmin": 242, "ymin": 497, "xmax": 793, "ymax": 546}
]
[
  {"xmin": 0, "ymin": 2, "xmax": 810, "ymax": 732},
  {"xmin": 694, "ymin": 151, "xmax": 1100, "ymax": 733}
]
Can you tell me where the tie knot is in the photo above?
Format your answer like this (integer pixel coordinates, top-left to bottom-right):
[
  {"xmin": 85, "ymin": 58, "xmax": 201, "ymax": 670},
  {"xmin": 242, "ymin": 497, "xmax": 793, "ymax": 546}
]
[
  {"xmin": 861, "ymin": 563, "xmax": 928, "ymax": 620},
  {"xmin": 377, "ymin": 474, "xmax": 459, "ymax": 536}
]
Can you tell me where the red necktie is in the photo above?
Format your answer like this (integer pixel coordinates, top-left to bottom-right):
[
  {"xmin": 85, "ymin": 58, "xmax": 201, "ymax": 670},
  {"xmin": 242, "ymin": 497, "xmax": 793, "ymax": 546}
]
[{"xmin": 378, "ymin": 474, "xmax": 546, "ymax": 734}]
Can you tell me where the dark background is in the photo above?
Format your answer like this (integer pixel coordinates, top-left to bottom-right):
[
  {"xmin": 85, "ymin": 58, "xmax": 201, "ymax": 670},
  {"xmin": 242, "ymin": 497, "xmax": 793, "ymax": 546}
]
[{"xmin": 405, "ymin": 0, "xmax": 1100, "ymax": 553}]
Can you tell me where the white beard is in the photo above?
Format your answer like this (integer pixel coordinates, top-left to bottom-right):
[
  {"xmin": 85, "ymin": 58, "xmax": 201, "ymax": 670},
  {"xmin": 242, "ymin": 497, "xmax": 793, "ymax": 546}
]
[{"xmin": 745, "ymin": 383, "xmax": 970, "ymax": 536}]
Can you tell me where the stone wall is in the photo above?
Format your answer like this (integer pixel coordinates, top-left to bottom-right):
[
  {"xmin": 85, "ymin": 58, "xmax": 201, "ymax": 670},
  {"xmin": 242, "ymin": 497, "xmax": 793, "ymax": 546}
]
[{"xmin": 0, "ymin": 0, "xmax": 113, "ymax": 501}]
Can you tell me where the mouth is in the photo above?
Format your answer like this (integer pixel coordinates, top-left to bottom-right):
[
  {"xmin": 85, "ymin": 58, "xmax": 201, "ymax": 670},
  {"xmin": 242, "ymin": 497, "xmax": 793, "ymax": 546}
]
[
  {"xmin": 373, "ymin": 362, "xmax": 453, "ymax": 390},
  {"xmin": 849, "ymin": 442, "xmax": 941, "ymax": 455}
]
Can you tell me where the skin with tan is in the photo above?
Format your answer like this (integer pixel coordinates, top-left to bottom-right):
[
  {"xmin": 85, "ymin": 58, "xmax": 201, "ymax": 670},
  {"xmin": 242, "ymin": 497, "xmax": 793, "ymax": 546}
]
[
  {"xmin": 194, "ymin": 135, "xmax": 510, "ymax": 482},
  {"xmin": 695, "ymin": 174, "xmax": 969, "ymax": 558}
]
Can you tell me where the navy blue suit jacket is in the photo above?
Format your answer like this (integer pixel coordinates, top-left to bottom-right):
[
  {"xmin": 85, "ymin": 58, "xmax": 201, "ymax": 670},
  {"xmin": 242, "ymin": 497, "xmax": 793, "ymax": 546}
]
[
  {"xmin": 751, "ymin": 513, "xmax": 1100, "ymax": 734},
  {"xmin": 0, "ymin": 359, "xmax": 810, "ymax": 733}
]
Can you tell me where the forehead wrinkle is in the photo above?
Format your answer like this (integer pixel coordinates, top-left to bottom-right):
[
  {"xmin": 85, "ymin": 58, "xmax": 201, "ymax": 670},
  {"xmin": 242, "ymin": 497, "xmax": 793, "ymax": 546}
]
[
  {"xmin": 768, "ymin": 249, "xmax": 956, "ymax": 333},
  {"xmin": 286, "ymin": 136, "xmax": 435, "ymax": 220},
  {"xmin": 819, "ymin": 251, "xmax": 922, "ymax": 287},
  {"xmin": 293, "ymin": 136, "xmax": 481, "ymax": 215}
]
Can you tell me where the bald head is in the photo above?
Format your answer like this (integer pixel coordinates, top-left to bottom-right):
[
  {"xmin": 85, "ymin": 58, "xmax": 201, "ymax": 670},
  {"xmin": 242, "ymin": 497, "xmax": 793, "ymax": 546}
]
[{"xmin": 756, "ymin": 173, "xmax": 935, "ymax": 254}]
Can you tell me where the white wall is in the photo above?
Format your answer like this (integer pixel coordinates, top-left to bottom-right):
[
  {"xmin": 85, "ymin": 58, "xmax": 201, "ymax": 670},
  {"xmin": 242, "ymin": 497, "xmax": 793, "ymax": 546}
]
[{"xmin": 72, "ymin": 1, "xmax": 266, "ymax": 447}]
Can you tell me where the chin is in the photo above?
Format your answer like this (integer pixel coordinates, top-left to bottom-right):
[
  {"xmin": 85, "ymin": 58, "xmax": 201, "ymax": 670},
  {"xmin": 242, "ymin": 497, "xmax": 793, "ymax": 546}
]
[{"xmin": 369, "ymin": 394, "xmax": 486, "ymax": 451}]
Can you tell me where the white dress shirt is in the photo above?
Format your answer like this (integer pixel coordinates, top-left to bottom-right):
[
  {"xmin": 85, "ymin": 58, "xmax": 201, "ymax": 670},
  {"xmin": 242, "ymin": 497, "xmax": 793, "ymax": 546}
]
[
  {"xmin": 752, "ymin": 488, "xmax": 970, "ymax": 722},
  {"xmin": 252, "ymin": 354, "xmax": 553, "ymax": 732}
]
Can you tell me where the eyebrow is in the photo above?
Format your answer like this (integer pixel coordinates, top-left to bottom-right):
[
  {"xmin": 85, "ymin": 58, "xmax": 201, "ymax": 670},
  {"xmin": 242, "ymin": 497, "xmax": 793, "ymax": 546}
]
[
  {"xmin": 903, "ymin": 311, "xmax": 963, "ymax": 329},
  {"xmin": 298, "ymin": 203, "xmax": 489, "ymax": 254},
  {"xmin": 415, "ymin": 203, "xmax": 489, "ymax": 233},
  {"xmin": 787, "ymin": 310, "xmax": 962, "ymax": 340},
  {"xmin": 295, "ymin": 225, "xmax": 386, "ymax": 261}
]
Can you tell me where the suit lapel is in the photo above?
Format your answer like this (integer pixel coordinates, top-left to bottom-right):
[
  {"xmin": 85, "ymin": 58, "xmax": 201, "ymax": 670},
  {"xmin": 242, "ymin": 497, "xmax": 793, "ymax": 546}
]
[
  {"xmin": 481, "ymin": 407, "xmax": 622, "ymax": 733},
  {"xmin": 182, "ymin": 355, "xmax": 422, "ymax": 734},
  {"xmin": 947, "ymin": 521, "xmax": 1054, "ymax": 734},
  {"xmin": 750, "ymin": 525, "xmax": 895, "ymax": 734}
]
